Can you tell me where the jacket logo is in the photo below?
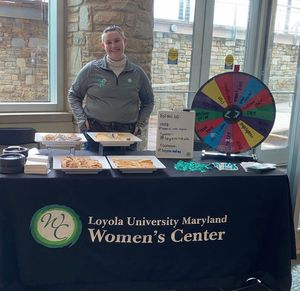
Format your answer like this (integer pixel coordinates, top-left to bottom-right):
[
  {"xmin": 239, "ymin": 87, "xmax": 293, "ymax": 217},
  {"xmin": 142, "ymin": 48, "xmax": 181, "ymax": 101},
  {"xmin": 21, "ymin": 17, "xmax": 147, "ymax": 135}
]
[{"xmin": 98, "ymin": 78, "xmax": 107, "ymax": 87}]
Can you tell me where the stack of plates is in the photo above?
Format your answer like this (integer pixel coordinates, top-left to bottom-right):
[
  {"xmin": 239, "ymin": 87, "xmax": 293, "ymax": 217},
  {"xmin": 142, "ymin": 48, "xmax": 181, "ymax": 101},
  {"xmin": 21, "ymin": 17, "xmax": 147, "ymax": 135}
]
[
  {"xmin": 3, "ymin": 146, "xmax": 29, "ymax": 158},
  {"xmin": 0, "ymin": 153, "xmax": 25, "ymax": 174}
]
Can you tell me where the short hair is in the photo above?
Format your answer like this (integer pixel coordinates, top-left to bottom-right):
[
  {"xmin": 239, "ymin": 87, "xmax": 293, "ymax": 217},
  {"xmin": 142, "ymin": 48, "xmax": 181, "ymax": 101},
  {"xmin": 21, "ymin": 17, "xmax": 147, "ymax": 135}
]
[{"xmin": 101, "ymin": 25, "xmax": 126, "ymax": 42}]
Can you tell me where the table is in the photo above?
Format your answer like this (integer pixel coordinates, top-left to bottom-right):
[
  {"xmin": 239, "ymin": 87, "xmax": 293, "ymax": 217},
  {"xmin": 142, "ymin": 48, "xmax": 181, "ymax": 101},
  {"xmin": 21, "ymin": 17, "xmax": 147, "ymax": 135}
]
[{"xmin": 0, "ymin": 151, "xmax": 296, "ymax": 291}]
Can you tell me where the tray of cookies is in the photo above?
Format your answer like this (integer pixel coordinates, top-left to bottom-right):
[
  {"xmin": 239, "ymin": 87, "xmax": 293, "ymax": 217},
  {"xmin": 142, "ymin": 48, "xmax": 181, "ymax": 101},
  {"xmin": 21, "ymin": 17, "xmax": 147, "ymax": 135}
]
[
  {"xmin": 53, "ymin": 156, "xmax": 110, "ymax": 174},
  {"xmin": 35, "ymin": 133, "xmax": 87, "ymax": 148},
  {"xmin": 87, "ymin": 132, "xmax": 141, "ymax": 146},
  {"xmin": 107, "ymin": 155, "xmax": 166, "ymax": 173}
]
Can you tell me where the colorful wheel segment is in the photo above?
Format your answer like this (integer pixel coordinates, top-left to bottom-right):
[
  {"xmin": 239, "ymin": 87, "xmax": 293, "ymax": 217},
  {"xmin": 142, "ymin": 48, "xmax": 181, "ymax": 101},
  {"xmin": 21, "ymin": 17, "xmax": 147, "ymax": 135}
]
[{"xmin": 191, "ymin": 72, "xmax": 276, "ymax": 154}]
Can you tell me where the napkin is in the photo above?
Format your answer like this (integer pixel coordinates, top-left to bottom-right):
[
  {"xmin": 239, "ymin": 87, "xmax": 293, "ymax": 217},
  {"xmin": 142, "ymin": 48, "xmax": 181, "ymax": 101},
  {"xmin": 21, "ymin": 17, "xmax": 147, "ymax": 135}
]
[
  {"xmin": 27, "ymin": 154, "xmax": 49, "ymax": 163},
  {"xmin": 240, "ymin": 162, "xmax": 276, "ymax": 173},
  {"xmin": 24, "ymin": 155, "xmax": 50, "ymax": 174}
]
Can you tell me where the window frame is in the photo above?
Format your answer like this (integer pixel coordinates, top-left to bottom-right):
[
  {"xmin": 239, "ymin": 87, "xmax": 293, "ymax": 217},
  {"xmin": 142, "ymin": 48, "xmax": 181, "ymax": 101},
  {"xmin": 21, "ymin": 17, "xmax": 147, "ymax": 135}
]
[
  {"xmin": 187, "ymin": 0, "xmax": 214, "ymax": 108},
  {"xmin": 0, "ymin": 0, "xmax": 64, "ymax": 113}
]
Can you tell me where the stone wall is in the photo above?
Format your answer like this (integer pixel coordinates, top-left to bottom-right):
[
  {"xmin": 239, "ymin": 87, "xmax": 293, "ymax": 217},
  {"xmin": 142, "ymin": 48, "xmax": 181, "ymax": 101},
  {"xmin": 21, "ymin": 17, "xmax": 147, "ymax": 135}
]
[
  {"xmin": 66, "ymin": 0, "xmax": 154, "ymax": 90},
  {"xmin": 0, "ymin": 17, "xmax": 48, "ymax": 102},
  {"xmin": 151, "ymin": 31, "xmax": 192, "ymax": 112},
  {"xmin": 269, "ymin": 43, "xmax": 299, "ymax": 101},
  {"xmin": 210, "ymin": 39, "xmax": 246, "ymax": 76}
]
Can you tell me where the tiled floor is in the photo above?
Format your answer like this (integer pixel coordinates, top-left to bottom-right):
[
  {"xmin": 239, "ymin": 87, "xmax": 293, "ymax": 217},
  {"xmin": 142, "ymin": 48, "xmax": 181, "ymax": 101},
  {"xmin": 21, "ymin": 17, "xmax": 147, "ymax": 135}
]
[
  {"xmin": 292, "ymin": 265, "xmax": 300, "ymax": 290},
  {"xmin": 292, "ymin": 255, "xmax": 300, "ymax": 290}
]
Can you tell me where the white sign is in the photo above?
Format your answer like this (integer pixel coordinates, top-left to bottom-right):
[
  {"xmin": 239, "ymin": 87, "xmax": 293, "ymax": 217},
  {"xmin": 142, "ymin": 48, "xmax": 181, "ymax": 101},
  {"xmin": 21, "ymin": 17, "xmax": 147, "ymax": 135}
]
[{"xmin": 156, "ymin": 110, "xmax": 195, "ymax": 159}]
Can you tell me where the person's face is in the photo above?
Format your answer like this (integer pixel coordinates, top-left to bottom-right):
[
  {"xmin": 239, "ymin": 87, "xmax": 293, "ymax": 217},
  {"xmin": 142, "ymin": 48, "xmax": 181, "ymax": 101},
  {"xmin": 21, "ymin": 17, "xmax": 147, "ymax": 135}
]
[{"xmin": 101, "ymin": 31, "xmax": 126, "ymax": 61}]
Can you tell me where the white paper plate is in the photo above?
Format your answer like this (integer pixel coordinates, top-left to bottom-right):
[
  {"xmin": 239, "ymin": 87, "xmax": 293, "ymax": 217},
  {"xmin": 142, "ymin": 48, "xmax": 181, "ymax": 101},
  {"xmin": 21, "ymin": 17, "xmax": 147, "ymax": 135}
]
[
  {"xmin": 53, "ymin": 156, "xmax": 111, "ymax": 174},
  {"xmin": 35, "ymin": 133, "xmax": 87, "ymax": 148},
  {"xmin": 107, "ymin": 155, "xmax": 166, "ymax": 173},
  {"xmin": 87, "ymin": 132, "xmax": 142, "ymax": 146}
]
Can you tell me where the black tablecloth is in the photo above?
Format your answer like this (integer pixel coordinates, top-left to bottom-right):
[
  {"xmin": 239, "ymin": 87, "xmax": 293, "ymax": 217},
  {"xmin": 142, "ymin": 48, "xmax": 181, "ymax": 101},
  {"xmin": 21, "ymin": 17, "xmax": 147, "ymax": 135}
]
[{"xmin": 0, "ymin": 151, "xmax": 296, "ymax": 291}]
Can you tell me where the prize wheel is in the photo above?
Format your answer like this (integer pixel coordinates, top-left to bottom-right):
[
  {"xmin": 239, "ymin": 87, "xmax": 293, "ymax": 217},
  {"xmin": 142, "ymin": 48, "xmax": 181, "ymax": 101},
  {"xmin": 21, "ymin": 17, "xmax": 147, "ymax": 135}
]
[{"xmin": 191, "ymin": 72, "xmax": 276, "ymax": 154}]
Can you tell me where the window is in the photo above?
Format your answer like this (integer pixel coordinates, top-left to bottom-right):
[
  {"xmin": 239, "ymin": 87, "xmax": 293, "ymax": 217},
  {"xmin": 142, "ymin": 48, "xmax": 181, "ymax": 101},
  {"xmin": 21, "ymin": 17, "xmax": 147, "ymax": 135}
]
[
  {"xmin": 209, "ymin": 0, "xmax": 249, "ymax": 78},
  {"xmin": 152, "ymin": 0, "xmax": 196, "ymax": 112},
  {"xmin": 0, "ymin": 0, "xmax": 63, "ymax": 112}
]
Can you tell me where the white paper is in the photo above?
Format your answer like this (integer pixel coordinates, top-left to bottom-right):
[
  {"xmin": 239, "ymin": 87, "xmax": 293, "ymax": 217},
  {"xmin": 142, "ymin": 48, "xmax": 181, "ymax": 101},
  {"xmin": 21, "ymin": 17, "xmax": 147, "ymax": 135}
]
[{"xmin": 156, "ymin": 110, "xmax": 195, "ymax": 159}]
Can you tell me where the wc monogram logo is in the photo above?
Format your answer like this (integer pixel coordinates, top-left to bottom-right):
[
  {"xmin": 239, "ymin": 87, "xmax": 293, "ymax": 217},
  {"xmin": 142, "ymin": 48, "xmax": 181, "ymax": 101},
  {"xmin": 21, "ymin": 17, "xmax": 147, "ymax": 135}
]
[{"xmin": 30, "ymin": 205, "xmax": 82, "ymax": 248}]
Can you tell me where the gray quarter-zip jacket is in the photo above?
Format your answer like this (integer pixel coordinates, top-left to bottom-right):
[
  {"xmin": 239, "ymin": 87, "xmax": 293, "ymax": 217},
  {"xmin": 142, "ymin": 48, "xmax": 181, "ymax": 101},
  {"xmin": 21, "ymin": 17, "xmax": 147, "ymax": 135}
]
[{"xmin": 68, "ymin": 56, "xmax": 154, "ymax": 130}]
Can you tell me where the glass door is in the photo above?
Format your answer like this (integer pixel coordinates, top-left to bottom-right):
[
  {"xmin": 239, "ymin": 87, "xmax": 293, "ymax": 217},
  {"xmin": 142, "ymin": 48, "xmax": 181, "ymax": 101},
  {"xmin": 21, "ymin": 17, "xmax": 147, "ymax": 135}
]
[
  {"xmin": 151, "ymin": 0, "xmax": 251, "ymax": 150},
  {"xmin": 287, "ymin": 52, "xmax": 300, "ymax": 251},
  {"xmin": 188, "ymin": 0, "xmax": 251, "ymax": 105},
  {"xmin": 209, "ymin": 0, "xmax": 250, "ymax": 78},
  {"xmin": 150, "ymin": 0, "xmax": 197, "ymax": 149},
  {"xmin": 255, "ymin": 0, "xmax": 300, "ymax": 165}
]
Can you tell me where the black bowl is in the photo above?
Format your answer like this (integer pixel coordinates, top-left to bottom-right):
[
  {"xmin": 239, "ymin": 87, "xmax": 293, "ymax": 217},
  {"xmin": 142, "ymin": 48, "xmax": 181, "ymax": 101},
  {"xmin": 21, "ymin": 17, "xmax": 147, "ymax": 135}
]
[
  {"xmin": 0, "ymin": 153, "xmax": 26, "ymax": 174},
  {"xmin": 3, "ymin": 146, "xmax": 29, "ymax": 158}
]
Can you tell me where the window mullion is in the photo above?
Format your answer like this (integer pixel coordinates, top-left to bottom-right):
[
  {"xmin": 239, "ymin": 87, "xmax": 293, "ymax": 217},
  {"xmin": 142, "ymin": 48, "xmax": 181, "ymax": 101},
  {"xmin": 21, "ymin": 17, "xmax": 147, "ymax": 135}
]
[{"xmin": 188, "ymin": 0, "xmax": 215, "ymax": 108}]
